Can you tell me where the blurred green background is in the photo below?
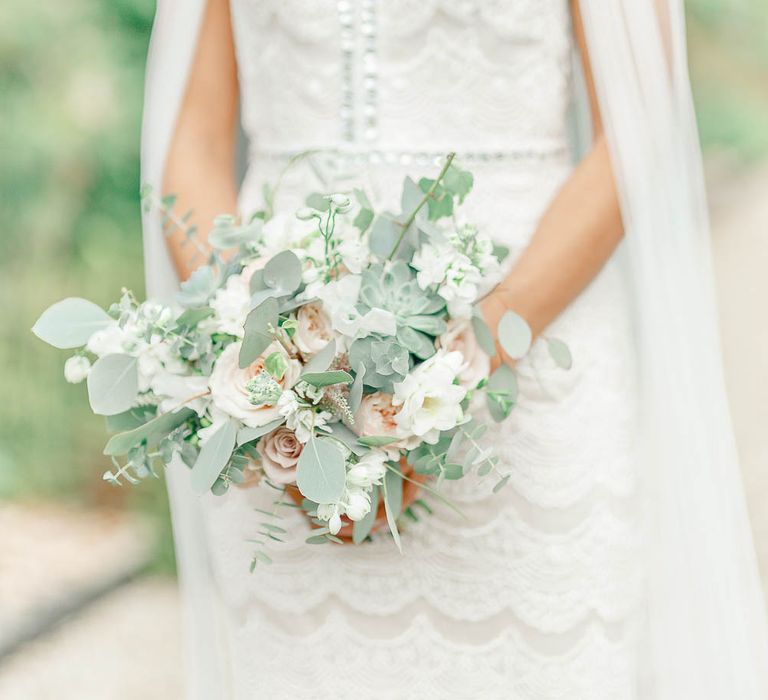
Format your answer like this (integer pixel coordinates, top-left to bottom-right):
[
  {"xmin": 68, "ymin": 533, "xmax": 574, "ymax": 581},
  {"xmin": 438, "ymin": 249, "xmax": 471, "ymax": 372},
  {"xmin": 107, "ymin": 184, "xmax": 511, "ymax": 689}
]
[{"xmin": 0, "ymin": 0, "xmax": 766, "ymax": 571}]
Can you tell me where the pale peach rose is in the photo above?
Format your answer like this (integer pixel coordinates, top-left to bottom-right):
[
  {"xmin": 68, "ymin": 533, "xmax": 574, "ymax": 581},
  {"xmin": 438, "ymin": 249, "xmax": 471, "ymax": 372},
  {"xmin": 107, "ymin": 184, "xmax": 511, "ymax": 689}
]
[
  {"xmin": 256, "ymin": 426, "xmax": 302, "ymax": 484},
  {"xmin": 353, "ymin": 392, "xmax": 419, "ymax": 451},
  {"xmin": 209, "ymin": 341, "xmax": 301, "ymax": 428},
  {"xmin": 438, "ymin": 318, "xmax": 490, "ymax": 389},
  {"xmin": 293, "ymin": 302, "xmax": 333, "ymax": 356}
]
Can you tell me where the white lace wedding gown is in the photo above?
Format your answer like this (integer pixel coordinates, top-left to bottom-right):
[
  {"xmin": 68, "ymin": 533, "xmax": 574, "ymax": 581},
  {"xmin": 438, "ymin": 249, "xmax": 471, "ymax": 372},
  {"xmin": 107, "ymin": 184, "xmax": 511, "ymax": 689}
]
[{"xmin": 198, "ymin": 1, "xmax": 644, "ymax": 697}]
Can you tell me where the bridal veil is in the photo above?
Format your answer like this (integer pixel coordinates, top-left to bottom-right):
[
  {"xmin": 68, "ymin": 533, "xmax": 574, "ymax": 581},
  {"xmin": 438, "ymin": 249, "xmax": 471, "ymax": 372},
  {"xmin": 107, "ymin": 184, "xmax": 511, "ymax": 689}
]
[{"xmin": 141, "ymin": 1, "xmax": 768, "ymax": 697}]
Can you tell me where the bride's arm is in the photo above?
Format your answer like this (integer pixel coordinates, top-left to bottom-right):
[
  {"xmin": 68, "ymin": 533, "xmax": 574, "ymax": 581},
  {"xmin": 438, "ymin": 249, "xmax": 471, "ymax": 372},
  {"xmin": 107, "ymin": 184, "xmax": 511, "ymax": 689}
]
[
  {"xmin": 480, "ymin": 0, "xmax": 623, "ymax": 361},
  {"xmin": 162, "ymin": 0, "xmax": 239, "ymax": 281}
]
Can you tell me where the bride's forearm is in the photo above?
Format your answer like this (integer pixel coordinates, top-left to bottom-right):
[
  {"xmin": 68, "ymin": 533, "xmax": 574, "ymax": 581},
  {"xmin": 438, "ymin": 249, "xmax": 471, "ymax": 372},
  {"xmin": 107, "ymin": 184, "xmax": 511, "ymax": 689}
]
[
  {"xmin": 481, "ymin": 135, "xmax": 623, "ymax": 350},
  {"xmin": 161, "ymin": 0, "xmax": 239, "ymax": 282}
]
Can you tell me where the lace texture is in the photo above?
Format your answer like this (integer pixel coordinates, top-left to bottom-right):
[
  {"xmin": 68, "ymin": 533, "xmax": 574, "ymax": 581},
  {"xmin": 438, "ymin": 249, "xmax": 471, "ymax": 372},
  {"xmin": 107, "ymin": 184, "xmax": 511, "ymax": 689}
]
[{"xmin": 209, "ymin": 1, "xmax": 645, "ymax": 696}]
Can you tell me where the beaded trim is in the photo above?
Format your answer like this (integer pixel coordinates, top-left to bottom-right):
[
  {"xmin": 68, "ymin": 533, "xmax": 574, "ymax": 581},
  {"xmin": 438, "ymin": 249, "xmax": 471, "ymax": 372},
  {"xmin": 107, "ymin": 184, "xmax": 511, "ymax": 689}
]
[
  {"xmin": 337, "ymin": 0, "xmax": 378, "ymax": 144},
  {"xmin": 249, "ymin": 146, "xmax": 570, "ymax": 168}
]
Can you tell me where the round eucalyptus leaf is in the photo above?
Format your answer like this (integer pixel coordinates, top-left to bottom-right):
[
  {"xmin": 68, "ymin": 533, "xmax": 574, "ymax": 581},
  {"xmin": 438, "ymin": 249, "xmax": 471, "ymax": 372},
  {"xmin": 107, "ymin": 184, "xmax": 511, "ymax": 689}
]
[
  {"xmin": 547, "ymin": 337, "xmax": 573, "ymax": 370},
  {"xmin": 263, "ymin": 250, "xmax": 303, "ymax": 293},
  {"xmin": 296, "ymin": 437, "xmax": 347, "ymax": 504},
  {"xmin": 32, "ymin": 297, "xmax": 112, "ymax": 349},
  {"xmin": 471, "ymin": 313, "xmax": 497, "ymax": 358},
  {"xmin": 87, "ymin": 354, "xmax": 139, "ymax": 416},
  {"xmin": 191, "ymin": 419, "xmax": 238, "ymax": 494},
  {"xmin": 239, "ymin": 297, "xmax": 279, "ymax": 368},
  {"xmin": 497, "ymin": 310, "xmax": 532, "ymax": 360}
]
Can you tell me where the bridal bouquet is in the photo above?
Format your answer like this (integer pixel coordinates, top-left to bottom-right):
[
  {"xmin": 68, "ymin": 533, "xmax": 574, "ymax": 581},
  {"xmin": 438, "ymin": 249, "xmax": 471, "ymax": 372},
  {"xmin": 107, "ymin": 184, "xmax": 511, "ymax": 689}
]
[{"xmin": 33, "ymin": 154, "xmax": 571, "ymax": 564}]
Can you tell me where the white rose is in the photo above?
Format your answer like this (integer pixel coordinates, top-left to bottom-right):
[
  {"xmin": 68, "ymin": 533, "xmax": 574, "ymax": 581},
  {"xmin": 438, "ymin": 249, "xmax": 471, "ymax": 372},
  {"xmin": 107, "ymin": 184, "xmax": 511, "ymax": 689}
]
[
  {"xmin": 64, "ymin": 355, "xmax": 91, "ymax": 384},
  {"xmin": 209, "ymin": 341, "xmax": 301, "ymax": 428},
  {"xmin": 393, "ymin": 351, "xmax": 467, "ymax": 444},
  {"xmin": 438, "ymin": 318, "xmax": 490, "ymax": 389},
  {"xmin": 293, "ymin": 303, "xmax": 333, "ymax": 357},
  {"xmin": 255, "ymin": 426, "xmax": 303, "ymax": 485}
]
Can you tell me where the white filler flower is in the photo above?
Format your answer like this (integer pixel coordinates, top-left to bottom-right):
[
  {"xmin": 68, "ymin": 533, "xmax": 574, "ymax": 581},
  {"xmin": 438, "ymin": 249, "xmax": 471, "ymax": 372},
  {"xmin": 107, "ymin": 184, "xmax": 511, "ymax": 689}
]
[{"xmin": 392, "ymin": 350, "xmax": 467, "ymax": 444}]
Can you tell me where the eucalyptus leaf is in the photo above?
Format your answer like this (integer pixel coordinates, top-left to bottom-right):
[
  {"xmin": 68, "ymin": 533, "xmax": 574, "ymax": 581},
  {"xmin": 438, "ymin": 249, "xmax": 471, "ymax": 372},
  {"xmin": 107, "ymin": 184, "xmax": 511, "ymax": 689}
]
[
  {"xmin": 328, "ymin": 422, "xmax": 368, "ymax": 457},
  {"xmin": 239, "ymin": 297, "xmax": 279, "ymax": 368},
  {"xmin": 369, "ymin": 215, "xmax": 400, "ymax": 258},
  {"xmin": 105, "ymin": 406, "xmax": 157, "ymax": 434},
  {"xmin": 348, "ymin": 363, "xmax": 366, "ymax": 415},
  {"xmin": 353, "ymin": 485, "xmax": 379, "ymax": 544},
  {"xmin": 486, "ymin": 363, "xmax": 518, "ymax": 422},
  {"xmin": 498, "ymin": 310, "xmax": 532, "ymax": 360},
  {"xmin": 103, "ymin": 407, "xmax": 194, "ymax": 456},
  {"xmin": 301, "ymin": 339, "xmax": 336, "ymax": 374},
  {"xmin": 401, "ymin": 176, "xmax": 423, "ymax": 213},
  {"xmin": 295, "ymin": 437, "xmax": 346, "ymax": 504},
  {"xmin": 176, "ymin": 266, "xmax": 217, "ymax": 308},
  {"xmin": 300, "ymin": 370, "xmax": 353, "ymax": 388},
  {"xmin": 357, "ymin": 435, "xmax": 399, "ymax": 448},
  {"xmin": 236, "ymin": 418, "xmax": 285, "ymax": 447},
  {"xmin": 382, "ymin": 467, "xmax": 403, "ymax": 553},
  {"xmin": 174, "ymin": 307, "xmax": 214, "ymax": 330},
  {"xmin": 471, "ymin": 313, "xmax": 497, "ymax": 358},
  {"xmin": 191, "ymin": 419, "xmax": 238, "ymax": 494},
  {"xmin": 87, "ymin": 354, "xmax": 139, "ymax": 416},
  {"xmin": 547, "ymin": 337, "xmax": 573, "ymax": 370},
  {"xmin": 493, "ymin": 474, "xmax": 511, "ymax": 493},
  {"xmin": 263, "ymin": 250, "xmax": 303, "ymax": 293},
  {"xmin": 32, "ymin": 297, "xmax": 112, "ymax": 349}
]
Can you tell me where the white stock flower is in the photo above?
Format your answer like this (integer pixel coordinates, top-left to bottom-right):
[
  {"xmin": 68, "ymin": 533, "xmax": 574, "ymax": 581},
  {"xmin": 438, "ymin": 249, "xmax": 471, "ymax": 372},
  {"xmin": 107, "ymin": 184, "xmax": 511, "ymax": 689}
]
[
  {"xmin": 151, "ymin": 371, "xmax": 209, "ymax": 415},
  {"xmin": 86, "ymin": 321, "xmax": 139, "ymax": 357},
  {"xmin": 64, "ymin": 355, "xmax": 91, "ymax": 383},
  {"xmin": 393, "ymin": 350, "xmax": 467, "ymax": 444},
  {"xmin": 209, "ymin": 273, "xmax": 250, "ymax": 337},
  {"xmin": 276, "ymin": 390, "xmax": 331, "ymax": 443},
  {"xmin": 343, "ymin": 487, "xmax": 372, "ymax": 521},
  {"xmin": 346, "ymin": 450, "xmax": 388, "ymax": 488},
  {"xmin": 316, "ymin": 502, "xmax": 343, "ymax": 535}
]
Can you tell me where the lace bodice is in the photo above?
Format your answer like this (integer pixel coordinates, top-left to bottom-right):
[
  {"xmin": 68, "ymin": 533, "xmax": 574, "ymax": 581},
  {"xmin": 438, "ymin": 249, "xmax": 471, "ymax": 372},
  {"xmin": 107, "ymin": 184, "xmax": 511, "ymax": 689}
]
[
  {"xmin": 196, "ymin": 2, "xmax": 645, "ymax": 697},
  {"xmin": 230, "ymin": 0, "xmax": 573, "ymax": 158}
]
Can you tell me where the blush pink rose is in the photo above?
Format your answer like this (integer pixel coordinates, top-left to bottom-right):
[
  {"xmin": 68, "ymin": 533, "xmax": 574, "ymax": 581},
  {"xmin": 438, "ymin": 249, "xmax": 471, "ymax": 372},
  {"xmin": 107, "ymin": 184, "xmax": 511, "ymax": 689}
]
[
  {"xmin": 439, "ymin": 318, "xmax": 490, "ymax": 389},
  {"xmin": 353, "ymin": 392, "xmax": 419, "ymax": 451},
  {"xmin": 256, "ymin": 426, "xmax": 303, "ymax": 485},
  {"xmin": 293, "ymin": 302, "xmax": 333, "ymax": 357}
]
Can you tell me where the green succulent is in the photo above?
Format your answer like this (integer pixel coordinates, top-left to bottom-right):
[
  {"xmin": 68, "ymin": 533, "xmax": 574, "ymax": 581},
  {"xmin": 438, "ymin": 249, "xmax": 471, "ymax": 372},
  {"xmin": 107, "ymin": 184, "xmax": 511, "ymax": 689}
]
[
  {"xmin": 357, "ymin": 261, "xmax": 446, "ymax": 360},
  {"xmin": 349, "ymin": 336, "xmax": 411, "ymax": 392}
]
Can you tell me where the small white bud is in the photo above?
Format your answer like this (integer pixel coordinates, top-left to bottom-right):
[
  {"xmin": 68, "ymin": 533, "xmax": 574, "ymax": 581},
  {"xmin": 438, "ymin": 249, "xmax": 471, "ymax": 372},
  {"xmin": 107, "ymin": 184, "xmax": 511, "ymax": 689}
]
[
  {"xmin": 295, "ymin": 207, "xmax": 318, "ymax": 221},
  {"xmin": 64, "ymin": 355, "xmax": 91, "ymax": 384}
]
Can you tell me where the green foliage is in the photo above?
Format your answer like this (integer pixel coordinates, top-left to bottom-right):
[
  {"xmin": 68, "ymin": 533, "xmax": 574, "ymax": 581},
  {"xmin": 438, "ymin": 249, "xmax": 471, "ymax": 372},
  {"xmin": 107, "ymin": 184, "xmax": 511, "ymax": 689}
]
[
  {"xmin": 295, "ymin": 437, "xmax": 347, "ymax": 504},
  {"xmin": 191, "ymin": 419, "xmax": 237, "ymax": 495},
  {"xmin": 32, "ymin": 297, "xmax": 112, "ymax": 349}
]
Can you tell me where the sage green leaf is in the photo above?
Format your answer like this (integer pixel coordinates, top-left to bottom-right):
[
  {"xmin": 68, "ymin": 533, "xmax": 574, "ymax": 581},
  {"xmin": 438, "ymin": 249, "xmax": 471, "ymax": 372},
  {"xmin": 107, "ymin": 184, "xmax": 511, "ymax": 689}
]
[
  {"xmin": 401, "ymin": 176, "xmax": 423, "ymax": 213},
  {"xmin": 300, "ymin": 370, "xmax": 353, "ymax": 388},
  {"xmin": 348, "ymin": 363, "xmax": 366, "ymax": 414},
  {"xmin": 498, "ymin": 310, "xmax": 532, "ymax": 360},
  {"xmin": 239, "ymin": 297, "xmax": 278, "ymax": 368},
  {"xmin": 382, "ymin": 467, "xmax": 403, "ymax": 553},
  {"xmin": 369, "ymin": 215, "xmax": 400, "ymax": 258},
  {"xmin": 32, "ymin": 297, "xmax": 112, "ymax": 349},
  {"xmin": 105, "ymin": 406, "xmax": 157, "ymax": 433},
  {"xmin": 236, "ymin": 418, "xmax": 284, "ymax": 447},
  {"xmin": 301, "ymin": 339, "xmax": 336, "ymax": 374},
  {"xmin": 353, "ymin": 188, "xmax": 375, "ymax": 233},
  {"xmin": 547, "ymin": 337, "xmax": 573, "ymax": 370},
  {"xmin": 328, "ymin": 422, "xmax": 368, "ymax": 456},
  {"xmin": 263, "ymin": 250, "xmax": 303, "ymax": 293},
  {"xmin": 295, "ymin": 437, "xmax": 346, "ymax": 504},
  {"xmin": 443, "ymin": 462, "xmax": 464, "ymax": 480},
  {"xmin": 176, "ymin": 266, "xmax": 217, "ymax": 307},
  {"xmin": 104, "ymin": 407, "xmax": 194, "ymax": 456},
  {"xmin": 353, "ymin": 485, "xmax": 379, "ymax": 544},
  {"xmin": 305, "ymin": 192, "xmax": 331, "ymax": 211},
  {"xmin": 87, "ymin": 354, "xmax": 139, "ymax": 416},
  {"xmin": 471, "ymin": 313, "xmax": 497, "ymax": 358},
  {"xmin": 264, "ymin": 351, "xmax": 288, "ymax": 380},
  {"xmin": 486, "ymin": 363, "xmax": 518, "ymax": 422},
  {"xmin": 191, "ymin": 419, "xmax": 238, "ymax": 494},
  {"xmin": 357, "ymin": 435, "xmax": 399, "ymax": 448},
  {"xmin": 493, "ymin": 474, "xmax": 511, "ymax": 493},
  {"xmin": 406, "ymin": 314, "xmax": 447, "ymax": 336},
  {"xmin": 174, "ymin": 307, "xmax": 214, "ymax": 330},
  {"xmin": 442, "ymin": 165, "xmax": 474, "ymax": 203}
]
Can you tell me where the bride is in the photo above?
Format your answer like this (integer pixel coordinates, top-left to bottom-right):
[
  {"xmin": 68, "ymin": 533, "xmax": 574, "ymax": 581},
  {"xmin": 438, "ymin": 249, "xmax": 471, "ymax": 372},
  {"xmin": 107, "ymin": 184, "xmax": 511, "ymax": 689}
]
[{"xmin": 142, "ymin": 1, "xmax": 768, "ymax": 698}]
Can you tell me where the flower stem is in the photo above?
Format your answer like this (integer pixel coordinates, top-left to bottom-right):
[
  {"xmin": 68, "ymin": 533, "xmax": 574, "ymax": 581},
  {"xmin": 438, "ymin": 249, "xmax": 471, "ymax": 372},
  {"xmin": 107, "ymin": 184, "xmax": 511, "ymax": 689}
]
[{"xmin": 387, "ymin": 152, "xmax": 456, "ymax": 259}]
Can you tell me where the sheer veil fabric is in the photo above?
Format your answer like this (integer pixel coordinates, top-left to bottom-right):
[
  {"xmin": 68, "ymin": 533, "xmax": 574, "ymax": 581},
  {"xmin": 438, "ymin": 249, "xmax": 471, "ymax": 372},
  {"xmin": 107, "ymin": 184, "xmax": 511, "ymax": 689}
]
[{"xmin": 141, "ymin": 1, "xmax": 768, "ymax": 697}]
